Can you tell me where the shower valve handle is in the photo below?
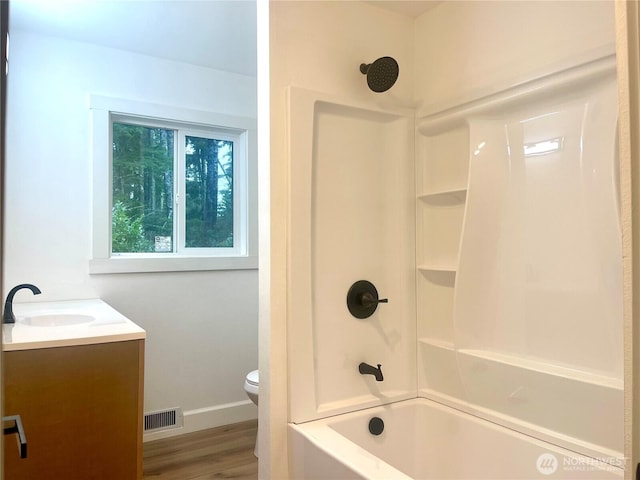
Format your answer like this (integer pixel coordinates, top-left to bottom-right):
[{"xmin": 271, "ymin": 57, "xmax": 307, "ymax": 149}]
[
  {"xmin": 360, "ymin": 292, "xmax": 388, "ymax": 308},
  {"xmin": 347, "ymin": 280, "xmax": 388, "ymax": 319}
]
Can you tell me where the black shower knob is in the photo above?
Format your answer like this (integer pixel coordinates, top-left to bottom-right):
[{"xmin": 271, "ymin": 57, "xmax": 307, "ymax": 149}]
[{"xmin": 346, "ymin": 280, "xmax": 388, "ymax": 319}]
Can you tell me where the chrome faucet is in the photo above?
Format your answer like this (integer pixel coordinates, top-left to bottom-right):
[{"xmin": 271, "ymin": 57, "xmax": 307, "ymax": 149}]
[
  {"xmin": 359, "ymin": 362, "xmax": 383, "ymax": 382},
  {"xmin": 3, "ymin": 284, "xmax": 41, "ymax": 324}
]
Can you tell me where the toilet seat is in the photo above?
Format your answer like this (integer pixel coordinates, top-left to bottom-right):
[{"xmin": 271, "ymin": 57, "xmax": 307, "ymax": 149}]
[
  {"xmin": 243, "ymin": 369, "xmax": 259, "ymax": 458},
  {"xmin": 246, "ymin": 369, "xmax": 259, "ymax": 387},
  {"xmin": 244, "ymin": 370, "xmax": 259, "ymax": 398}
]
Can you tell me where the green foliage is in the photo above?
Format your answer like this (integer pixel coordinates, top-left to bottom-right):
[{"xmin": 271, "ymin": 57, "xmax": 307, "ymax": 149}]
[
  {"xmin": 112, "ymin": 201, "xmax": 153, "ymax": 253},
  {"xmin": 112, "ymin": 123, "xmax": 174, "ymax": 252}
]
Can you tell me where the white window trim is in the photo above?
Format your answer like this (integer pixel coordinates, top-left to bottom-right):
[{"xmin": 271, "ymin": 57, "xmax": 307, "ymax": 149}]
[{"xmin": 89, "ymin": 95, "xmax": 258, "ymax": 274}]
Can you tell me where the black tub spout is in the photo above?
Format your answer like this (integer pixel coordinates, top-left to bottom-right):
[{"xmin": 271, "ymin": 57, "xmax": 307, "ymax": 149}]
[{"xmin": 359, "ymin": 362, "xmax": 383, "ymax": 382}]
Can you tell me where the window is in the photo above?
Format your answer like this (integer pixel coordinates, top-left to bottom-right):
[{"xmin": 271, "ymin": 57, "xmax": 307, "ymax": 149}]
[
  {"xmin": 111, "ymin": 119, "xmax": 241, "ymax": 255},
  {"xmin": 90, "ymin": 96, "xmax": 257, "ymax": 273}
]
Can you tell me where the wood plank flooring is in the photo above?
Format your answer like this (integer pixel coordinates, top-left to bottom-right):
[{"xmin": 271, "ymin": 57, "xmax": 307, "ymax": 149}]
[{"xmin": 143, "ymin": 420, "xmax": 258, "ymax": 480}]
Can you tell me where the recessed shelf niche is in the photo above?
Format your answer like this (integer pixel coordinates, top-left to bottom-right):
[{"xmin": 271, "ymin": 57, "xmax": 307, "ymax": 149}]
[{"xmin": 415, "ymin": 120, "xmax": 469, "ymax": 400}]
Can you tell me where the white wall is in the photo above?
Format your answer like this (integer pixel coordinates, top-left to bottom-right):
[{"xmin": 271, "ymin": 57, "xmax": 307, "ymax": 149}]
[
  {"xmin": 267, "ymin": 2, "xmax": 414, "ymax": 477},
  {"xmin": 414, "ymin": 1, "xmax": 616, "ymax": 112},
  {"xmin": 5, "ymin": 30, "xmax": 258, "ymax": 438}
]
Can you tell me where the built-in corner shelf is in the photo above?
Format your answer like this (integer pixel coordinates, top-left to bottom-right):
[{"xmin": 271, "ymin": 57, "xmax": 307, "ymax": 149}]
[
  {"xmin": 416, "ymin": 121, "xmax": 469, "ymax": 390},
  {"xmin": 416, "ymin": 192, "xmax": 466, "ymax": 273},
  {"xmin": 417, "ymin": 188, "xmax": 467, "ymax": 203},
  {"xmin": 417, "ymin": 263, "xmax": 457, "ymax": 273},
  {"xmin": 418, "ymin": 336, "xmax": 455, "ymax": 350}
]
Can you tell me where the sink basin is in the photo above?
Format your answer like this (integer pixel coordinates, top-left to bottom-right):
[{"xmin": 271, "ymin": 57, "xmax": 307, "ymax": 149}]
[
  {"xmin": 3, "ymin": 299, "xmax": 145, "ymax": 351},
  {"xmin": 20, "ymin": 314, "xmax": 94, "ymax": 327}
]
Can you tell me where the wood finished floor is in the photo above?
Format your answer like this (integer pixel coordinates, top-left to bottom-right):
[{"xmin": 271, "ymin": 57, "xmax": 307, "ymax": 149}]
[{"xmin": 143, "ymin": 420, "xmax": 258, "ymax": 480}]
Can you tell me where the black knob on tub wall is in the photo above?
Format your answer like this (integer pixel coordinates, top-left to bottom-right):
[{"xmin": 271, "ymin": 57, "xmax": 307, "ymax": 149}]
[
  {"xmin": 369, "ymin": 417, "xmax": 384, "ymax": 436},
  {"xmin": 346, "ymin": 280, "xmax": 388, "ymax": 319}
]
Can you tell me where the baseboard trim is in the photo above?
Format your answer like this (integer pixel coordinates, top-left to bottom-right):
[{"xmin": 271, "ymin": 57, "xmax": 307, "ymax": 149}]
[{"xmin": 143, "ymin": 399, "xmax": 257, "ymax": 442}]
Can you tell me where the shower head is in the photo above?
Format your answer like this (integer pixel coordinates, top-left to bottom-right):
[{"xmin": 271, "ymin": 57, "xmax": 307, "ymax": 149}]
[{"xmin": 360, "ymin": 56, "xmax": 399, "ymax": 93}]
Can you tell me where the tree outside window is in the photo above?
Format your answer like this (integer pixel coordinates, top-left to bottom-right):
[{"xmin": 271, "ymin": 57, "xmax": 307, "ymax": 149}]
[{"xmin": 112, "ymin": 122, "xmax": 235, "ymax": 254}]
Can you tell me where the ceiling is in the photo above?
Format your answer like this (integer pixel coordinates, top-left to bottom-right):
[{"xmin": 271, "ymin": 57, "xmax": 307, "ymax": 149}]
[
  {"xmin": 9, "ymin": 0, "xmax": 441, "ymax": 77},
  {"xmin": 9, "ymin": 0, "xmax": 258, "ymax": 77}
]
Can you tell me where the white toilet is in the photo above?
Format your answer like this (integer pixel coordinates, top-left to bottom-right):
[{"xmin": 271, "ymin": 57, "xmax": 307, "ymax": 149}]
[{"xmin": 243, "ymin": 369, "xmax": 259, "ymax": 457}]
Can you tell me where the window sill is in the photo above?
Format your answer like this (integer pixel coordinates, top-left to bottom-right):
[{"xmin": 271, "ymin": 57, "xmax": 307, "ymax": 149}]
[{"xmin": 89, "ymin": 255, "xmax": 258, "ymax": 274}]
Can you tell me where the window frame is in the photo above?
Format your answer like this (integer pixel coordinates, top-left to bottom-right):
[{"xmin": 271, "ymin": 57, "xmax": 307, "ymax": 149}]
[{"xmin": 90, "ymin": 95, "xmax": 258, "ymax": 274}]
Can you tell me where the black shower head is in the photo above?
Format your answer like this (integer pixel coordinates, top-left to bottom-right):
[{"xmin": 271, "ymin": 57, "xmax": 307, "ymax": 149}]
[{"xmin": 360, "ymin": 56, "xmax": 399, "ymax": 93}]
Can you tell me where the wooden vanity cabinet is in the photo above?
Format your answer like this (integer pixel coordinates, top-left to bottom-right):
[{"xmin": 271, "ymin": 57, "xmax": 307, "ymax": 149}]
[{"xmin": 3, "ymin": 339, "xmax": 144, "ymax": 480}]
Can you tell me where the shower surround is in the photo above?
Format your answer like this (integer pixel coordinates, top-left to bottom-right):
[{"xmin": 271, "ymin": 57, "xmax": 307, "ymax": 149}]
[
  {"xmin": 288, "ymin": 88, "xmax": 416, "ymax": 424},
  {"xmin": 268, "ymin": 1, "xmax": 619, "ymax": 478},
  {"xmin": 288, "ymin": 54, "xmax": 622, "ymax": 479}
]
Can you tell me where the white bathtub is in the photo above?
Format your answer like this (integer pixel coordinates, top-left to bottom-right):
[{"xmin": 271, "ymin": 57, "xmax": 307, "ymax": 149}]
[{"xmin": 289, "ymin": 398, "xmax": 623, "ymax": 479}]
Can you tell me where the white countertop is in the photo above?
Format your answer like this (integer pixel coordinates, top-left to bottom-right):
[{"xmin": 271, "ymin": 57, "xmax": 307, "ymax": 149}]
[{"xmin": 3, "ymin": 299, "xmax": 146, "ymax": 351}]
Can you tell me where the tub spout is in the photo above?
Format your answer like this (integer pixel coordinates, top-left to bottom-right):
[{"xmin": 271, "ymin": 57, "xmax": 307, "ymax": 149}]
[{"xmin": 359, "ymin": 362, "xmax": 383, "ymax": 382}]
